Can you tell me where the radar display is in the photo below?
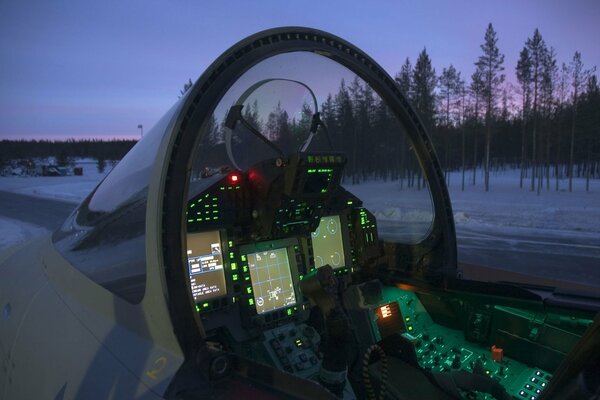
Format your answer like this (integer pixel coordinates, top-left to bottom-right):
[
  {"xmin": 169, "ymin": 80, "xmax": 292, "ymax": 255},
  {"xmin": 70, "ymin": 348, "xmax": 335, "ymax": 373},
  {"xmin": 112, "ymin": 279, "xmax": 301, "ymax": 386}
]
[
  {"xmin": 311, "ymin": 215, "xmax": 346, "ymax": 269},
  {"xmin": 186, "ymin": 230, "xmax": 226, "ymax": 302},
  {"xmin": 247, "ymin": 248, "xmax": 297, "ymax": 314}
]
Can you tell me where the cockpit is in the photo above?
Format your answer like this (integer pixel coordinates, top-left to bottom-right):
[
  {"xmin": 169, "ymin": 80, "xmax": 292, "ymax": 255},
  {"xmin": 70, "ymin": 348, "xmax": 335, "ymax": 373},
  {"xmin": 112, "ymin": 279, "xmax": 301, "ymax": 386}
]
[{"xmin": 53, "ymin": 28, "xmax": 599, "ymax": 399}]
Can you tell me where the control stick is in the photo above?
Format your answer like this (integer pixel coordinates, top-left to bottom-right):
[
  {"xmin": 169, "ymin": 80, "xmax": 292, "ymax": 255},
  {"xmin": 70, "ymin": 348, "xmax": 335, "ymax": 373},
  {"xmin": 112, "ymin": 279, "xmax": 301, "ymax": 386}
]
[{"xmin": 300, "ymin": 265, "xmax": 349, "ymax": 397}]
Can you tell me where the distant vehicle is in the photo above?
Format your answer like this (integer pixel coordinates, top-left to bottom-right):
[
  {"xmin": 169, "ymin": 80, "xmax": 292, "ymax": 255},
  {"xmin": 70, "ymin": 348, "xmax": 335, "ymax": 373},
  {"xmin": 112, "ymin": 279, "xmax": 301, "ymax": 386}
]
[{"xmin": 1, "ymin": 27, "xmax": 598, "ymax": 400}]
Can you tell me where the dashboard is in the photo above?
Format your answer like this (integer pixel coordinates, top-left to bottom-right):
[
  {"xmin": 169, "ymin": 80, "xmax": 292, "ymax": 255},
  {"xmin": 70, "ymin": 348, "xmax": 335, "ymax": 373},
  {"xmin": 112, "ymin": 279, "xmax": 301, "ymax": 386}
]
[{"xmin": 182, "ymin": 153, "xmax": 594, "ymax": 400}]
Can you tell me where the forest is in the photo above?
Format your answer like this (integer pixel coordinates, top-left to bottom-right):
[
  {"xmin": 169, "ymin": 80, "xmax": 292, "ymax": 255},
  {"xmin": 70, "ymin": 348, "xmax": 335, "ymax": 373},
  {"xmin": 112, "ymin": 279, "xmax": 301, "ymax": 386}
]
[
  {"xmin": 3, "ymin": 24, "xmax": 599, "ymax": 192},
  {"xmin": 216, "ymin": 24, "xmax": 600, "ymax": 193}
]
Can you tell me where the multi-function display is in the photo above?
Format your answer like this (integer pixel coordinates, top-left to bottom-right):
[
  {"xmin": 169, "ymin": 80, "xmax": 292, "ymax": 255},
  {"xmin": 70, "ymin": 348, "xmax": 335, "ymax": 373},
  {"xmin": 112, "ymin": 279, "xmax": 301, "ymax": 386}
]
[
  {"xmin": 311, "ymin": 215, "xmax": 346, "ymax": 269},
  {"xmin": 186, "ymin": 230, "xmax": 226, "ymax": 302},
  {"xmin": 247, "ymin": 247, "xmax": 297, "ymax": 314}
]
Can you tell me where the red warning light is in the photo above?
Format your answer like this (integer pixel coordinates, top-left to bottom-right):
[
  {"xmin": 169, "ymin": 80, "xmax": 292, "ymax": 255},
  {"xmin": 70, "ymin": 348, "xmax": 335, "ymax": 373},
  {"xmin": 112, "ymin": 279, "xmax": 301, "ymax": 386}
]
[{"xmin": 229, "ymin": 173, "xmax": 239, "ymax": 183}]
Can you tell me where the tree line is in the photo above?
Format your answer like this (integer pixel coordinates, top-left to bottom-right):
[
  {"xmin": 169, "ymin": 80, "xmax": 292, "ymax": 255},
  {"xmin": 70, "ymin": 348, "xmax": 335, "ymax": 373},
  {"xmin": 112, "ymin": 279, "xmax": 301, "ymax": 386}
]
[
  {"xmin": 198, "ymin": 23, "xmax": 598, "ymax": 193},
  {"xmin": 0, "ymin": 139, "xmax": 137, "ymax": 172},
  {"xmin": 398, "ymin": 24, "xmax": 599, "ymax": 193}
]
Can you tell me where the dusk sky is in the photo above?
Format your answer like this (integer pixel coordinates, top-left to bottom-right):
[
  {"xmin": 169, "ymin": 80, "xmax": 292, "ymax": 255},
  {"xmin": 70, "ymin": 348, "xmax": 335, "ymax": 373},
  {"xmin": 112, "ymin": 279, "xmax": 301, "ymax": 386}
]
[{"xmin": 1, "ymin": 0, "xmax": 599, "ymax": 140}]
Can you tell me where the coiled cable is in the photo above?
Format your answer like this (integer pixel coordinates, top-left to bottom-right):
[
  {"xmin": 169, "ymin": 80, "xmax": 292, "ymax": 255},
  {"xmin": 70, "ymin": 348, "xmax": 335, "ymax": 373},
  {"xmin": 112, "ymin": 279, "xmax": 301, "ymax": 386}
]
[{"xmin": 362, "ymin": 344, "xmax": 388, "ymax": 400}]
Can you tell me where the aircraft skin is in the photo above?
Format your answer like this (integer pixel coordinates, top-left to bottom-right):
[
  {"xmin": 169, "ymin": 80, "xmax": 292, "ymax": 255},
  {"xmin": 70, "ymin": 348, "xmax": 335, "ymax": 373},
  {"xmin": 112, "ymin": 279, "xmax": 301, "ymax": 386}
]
[{"xmin": 1, "ymin": 27, "xmax": 599, "ymax": 400}]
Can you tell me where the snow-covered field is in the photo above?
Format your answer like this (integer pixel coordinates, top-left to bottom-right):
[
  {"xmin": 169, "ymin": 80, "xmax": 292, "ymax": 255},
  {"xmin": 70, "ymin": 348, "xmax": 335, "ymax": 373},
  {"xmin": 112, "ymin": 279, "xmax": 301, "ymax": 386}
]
[
  {"xmin": 0, "ymin": 163, "xmax": 107, "ymax": 202},
  {"xmin": 0, "ymin": 216, "xmax": 47, "ymax": 252},
  {"xmin": 1, "ymin": 167, "xmax": 599, "ymax": 286}
]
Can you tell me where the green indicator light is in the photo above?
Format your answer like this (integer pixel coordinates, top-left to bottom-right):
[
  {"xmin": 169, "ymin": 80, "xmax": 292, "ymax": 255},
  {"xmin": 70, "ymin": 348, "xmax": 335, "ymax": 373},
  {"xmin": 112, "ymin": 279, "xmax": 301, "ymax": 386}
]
[
  {"xmin": 228, "ymin": 187, "xmax": 232, "ymax": 190},
  {"xmin": 405, "ymin": 316, "xmax": 411, "ymax": 322},
  {"xmin": 235, "ymin": 186, "xmax": 240, "ymax": 189},
  {"xmin": 205, "ymin": 204, "xmax": 210, "ymax": 208},
  {"xmin": 408, "ymin": 325, "xmax": 413, "ymax": 331},
  {"xmin": 205, "ymin": 193, "xmax": 210, "ymax": 198},
  {"xmin": 486, "ymin": 370, "xmax": 490, "ymax": 375},
  {"xmin": 321, "ymin": 189, "xmax": 327, "ymax": 193},
  {"xmin": 231, "ymin": 262, "xmax": 237, "ymax": 271},
  {"xmin": 195, "ymin": 305, "xmax": 200, "ymax": 312},
  {"xmin": 294, "ymin": 306, "xmax": 298, "ymax": 311},
  {"xmin": 203, "ymin": 302, "xmax": 209, "ymax": 308},
  {"xmin": 246, "ymin": 287, "xmax": 252, "ymax": 294},
  {"xmin": 244, "ymin": 276, "xmax": 250, "ymax": 281},
  {"xmin": 212, "ymin": 204, "xmax": 217, "ymax": 207},
  {"xmin": 248, "ymin": 298, "xmax": 254, "ymax": 306},
  {"xmin": 299, "ymin": 275, "xmax": 303, "ymax": 280},
  {"xmin": 220, "ymin": 187, "xmax": 225, "ymax": 190},
  {"xmin": 347, "ymin": 200, "xmax": 353, "ymax": 205},
  {"xmin": 187, "ymin": 219, "xmax": 193, "ymax": 223},
  {"xmin": 308, "ymin": 156, "xmax": 314, "ymax": 163},
  {"xmin": 232, "ymin": 274, "xmax": 239, "ymax": 281},
  {"xmin": 212, "ymin": 197, "xmax": 218, "ymax": 201},
  {"xmin": 190, "ymin": 203, "xmax": 195, "ymax": 208},
  {"xmin": 228, "ymin": 240, "xmax": 233, "ymax": 247},
  {"xmin": 287, "ymin": 309, "xmax": 292, "ymax": 316},
  {"xmin": 243, "ymin": 266, "xmax": 248, "ymax": 272},
  {"xmin": 241, "ymin": 255, "xmax": 247, "ymax": 262},
  {"xmin": 213, "ymin": 217, "xmax": 218, "ymax": 220},
  {"xmin": 196, "ymin": 218, "xmax": 202, "ymax": 222},
  {"xmin": 230, "ymin": 252, "xmax": 235, "ymax": 259},
  {"xmin": 213, "ymin": 210, "xmax": 218, "ymax": 213},
  {"xmin": 307, "ymin": 168, "xmax": 316, "ymax": 173}
]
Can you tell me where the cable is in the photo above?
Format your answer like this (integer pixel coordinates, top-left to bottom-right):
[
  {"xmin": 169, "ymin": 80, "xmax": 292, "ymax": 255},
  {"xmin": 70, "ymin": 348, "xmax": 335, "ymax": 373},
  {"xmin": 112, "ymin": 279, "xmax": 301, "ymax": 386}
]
[{"xmin": 362, "ymin": 344, "xmax": 388, "ymax": 400}]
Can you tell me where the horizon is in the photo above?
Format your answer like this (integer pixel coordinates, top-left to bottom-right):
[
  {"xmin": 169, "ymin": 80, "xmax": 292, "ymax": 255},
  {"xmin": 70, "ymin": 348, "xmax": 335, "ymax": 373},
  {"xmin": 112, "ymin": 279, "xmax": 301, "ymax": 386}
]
[{"xmin": 1, "ymin": 0, "xmax": 599, "ymax": 140}]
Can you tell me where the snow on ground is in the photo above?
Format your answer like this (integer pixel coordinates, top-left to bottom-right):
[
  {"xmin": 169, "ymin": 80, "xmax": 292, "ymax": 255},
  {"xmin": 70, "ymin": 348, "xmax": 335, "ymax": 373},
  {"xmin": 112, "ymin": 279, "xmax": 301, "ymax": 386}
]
[
  {"xmin": 1, "ymin": 165, "xmax": 599, "ymax": 277},
  {"xmin": 0, "ymin": 216, "xmax": 48, "ymax": 253},
  {"xmin": 0, "ymin": 161, "xmax": 109, "ymax": 203},
  {"xmin": 346, "ymin": 168, "xmax": 600, "ymax": 236}
]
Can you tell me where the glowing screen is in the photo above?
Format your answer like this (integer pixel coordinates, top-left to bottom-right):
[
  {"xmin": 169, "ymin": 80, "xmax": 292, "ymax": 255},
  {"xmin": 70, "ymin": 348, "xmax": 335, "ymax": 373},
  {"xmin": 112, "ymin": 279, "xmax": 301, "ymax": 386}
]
[
  {"xmin": 247, "ymin": 248, "xmax": 297, "ymax": 314},
  {"xmin": 311, "ymin": 215, "xmax": 346, "ymax": 269},
  {"xmin": 186, "ymin": 231, "xmax": 226, "ymax": 302}
]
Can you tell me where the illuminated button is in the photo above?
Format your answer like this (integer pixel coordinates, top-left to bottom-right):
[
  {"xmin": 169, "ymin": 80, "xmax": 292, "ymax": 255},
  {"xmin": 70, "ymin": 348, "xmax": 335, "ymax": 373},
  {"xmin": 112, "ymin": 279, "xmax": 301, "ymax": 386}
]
[
  {"xmin": 231, "ymin": 262, "xmax": 237, "ymax": 271},
  {"xmin": 380, "ymin": 304, "xmax": 392, "ymax": 319},
  {"xmin": 248, "ymin": 298, "xmax": 254, "ymax": 306},
  {"xmin": 246, "ymin": 287, "xmax": 252, "ymax": 294}
]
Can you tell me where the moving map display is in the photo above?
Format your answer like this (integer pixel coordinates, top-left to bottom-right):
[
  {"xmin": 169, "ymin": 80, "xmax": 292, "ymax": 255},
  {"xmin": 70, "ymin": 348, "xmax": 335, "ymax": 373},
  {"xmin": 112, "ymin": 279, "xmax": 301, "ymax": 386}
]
[
  {"xmin": 311, "ymin": 215, "xmax": 346, "ymax": 269},
  {"xmin": 186, "ymin": 230, "xmax": 226, "ymax": 302},
  {"xmin": 247, "ymin": 247, "xmax": 297, "ymax": 314}
]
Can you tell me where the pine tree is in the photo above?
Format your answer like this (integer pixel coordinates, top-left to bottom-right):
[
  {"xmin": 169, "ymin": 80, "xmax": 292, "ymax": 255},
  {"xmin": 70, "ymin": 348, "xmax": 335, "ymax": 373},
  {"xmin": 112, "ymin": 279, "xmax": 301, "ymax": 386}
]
[
  {"xmin": 516, "ymin": 46, "xmax": 532, "ymax": 188},
  {"xmin": 524, "ymin": 29, "xmax": 547, "ymax": 192},
  {"xmin": 395, "ymin": 58, "xmax": 413, "ymax": 100},
  {"xmin": 470, "ymin": 69, "xmax": 485, "ymax": 185},
  {"xmin": 568, "ymin": 52, "xmax": 595, "ymax": 192},
  {"xmin": 412, "ymin": 48, "xmax": 437, "ymax": 131},
  {"xmin": 475, "ymin": 23, "xmax": 505, "ymax": 191}
]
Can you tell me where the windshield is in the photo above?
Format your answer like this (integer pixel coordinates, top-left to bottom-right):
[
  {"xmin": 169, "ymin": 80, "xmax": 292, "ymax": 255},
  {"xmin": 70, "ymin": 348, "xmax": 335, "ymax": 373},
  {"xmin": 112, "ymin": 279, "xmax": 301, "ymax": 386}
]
[{"xmin": 191, "ymin": 51, "xmax": 435, "ymax": 244}]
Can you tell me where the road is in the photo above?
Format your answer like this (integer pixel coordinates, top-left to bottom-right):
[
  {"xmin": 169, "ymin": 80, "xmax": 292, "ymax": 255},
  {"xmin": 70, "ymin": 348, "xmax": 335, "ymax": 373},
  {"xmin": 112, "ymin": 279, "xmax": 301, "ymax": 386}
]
[
  {"xmin": 1, "ymin": 190, "xmax": 599, "ymax": 288},
  {"xmin": 0, "ymin": 190, "xmax": 76, "ymax": 230}
]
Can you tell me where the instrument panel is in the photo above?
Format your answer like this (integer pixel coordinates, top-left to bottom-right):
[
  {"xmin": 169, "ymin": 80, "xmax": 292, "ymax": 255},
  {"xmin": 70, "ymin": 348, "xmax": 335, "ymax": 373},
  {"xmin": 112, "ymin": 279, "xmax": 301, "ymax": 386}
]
[{"xmin": 181, "ymin": 153, "xmax": 591, "ymax": 400}]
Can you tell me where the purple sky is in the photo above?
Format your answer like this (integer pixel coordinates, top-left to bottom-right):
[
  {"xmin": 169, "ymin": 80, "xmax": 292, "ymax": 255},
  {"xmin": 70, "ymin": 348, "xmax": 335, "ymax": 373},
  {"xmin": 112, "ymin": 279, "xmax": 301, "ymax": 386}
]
[{"xmin": 1, "ymin": 0, "xmax": 599, "ymax": 140}]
